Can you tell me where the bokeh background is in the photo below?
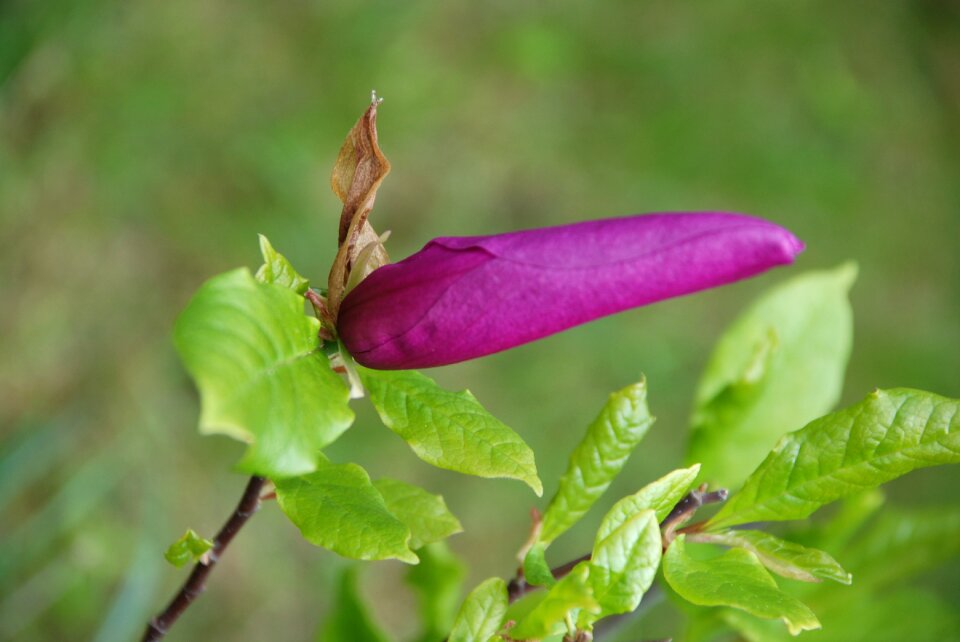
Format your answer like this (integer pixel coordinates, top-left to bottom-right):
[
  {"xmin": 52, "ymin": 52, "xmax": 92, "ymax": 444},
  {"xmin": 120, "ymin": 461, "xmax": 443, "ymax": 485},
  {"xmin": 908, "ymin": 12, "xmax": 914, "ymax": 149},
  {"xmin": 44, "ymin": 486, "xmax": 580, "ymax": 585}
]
[{"xmin": 2, "ymin": 1, "xmax": 958, "ymax": 640}]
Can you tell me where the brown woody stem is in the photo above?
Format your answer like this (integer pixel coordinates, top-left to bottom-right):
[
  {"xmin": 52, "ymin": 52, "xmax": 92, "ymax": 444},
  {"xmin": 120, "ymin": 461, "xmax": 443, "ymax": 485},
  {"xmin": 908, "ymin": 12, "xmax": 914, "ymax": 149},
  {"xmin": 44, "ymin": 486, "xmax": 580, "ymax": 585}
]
[{"xmin": 141, "ymin": 476, "xmax": 266, "ymax": 641}]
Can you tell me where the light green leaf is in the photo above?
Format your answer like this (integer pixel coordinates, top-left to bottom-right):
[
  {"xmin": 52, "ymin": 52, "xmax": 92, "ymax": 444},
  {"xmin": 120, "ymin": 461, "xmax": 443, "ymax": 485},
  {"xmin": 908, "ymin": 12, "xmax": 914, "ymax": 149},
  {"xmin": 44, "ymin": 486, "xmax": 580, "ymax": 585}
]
[
  {"xmin": 320, "ymin": 567, "xmax": 393, "ymax": 642},
  {"xmin": 163, "ymin": 529, "xmax": 213, "ymax": 567},
  {"xmin": 688, "ymin": 264, "xmax": 856, "ymax": 488},
  {"xmin": 406, "ymin": 542, "xmax": 466, "ymax": 642},
  {"xmin": 373, "ymin": 478, "xmax": 462, "ymax": 549},
  {"xmin": 523, "ymin": 543, "xmax": 556, "ymax": 588},
  {"xmin": 582, "ymin": 509, "xmax": 660, "ymax": 626},
  {"xmin": 692, "ymin": 530, "xmax": 850, "ymax": 584},
  {"xmin": 596, "ymin": 465, "xmax": 700, "ymax": 542},
  {"xmin": 511, "ymin": 562, "xmax": 599, "ymax": 640},
  {"xmin": 174, "ymin": 268, "xmax": 354, "ymax": 478},
  {"xmin": 255, "ymin": 234, "xmax": 310, "ymax": 295},
  {"xmin": 448, "ymin": 577, "xmax": 508, "ymax": 642},
  {"xmin": 709, "ymin": 388, "xmax": 960, "ymax": 529},
  {"xmin": 275, "ymin": 457, "xmax": 417, "ymax": 563},
  {"xmin": 540, "ymin": 380, "xmax": 655, "ymax": 544},
  {"xmin": 663, "ymin": 536, "xmax": 820, "ymax": 636},
  {"xmin": 359, "ymin": 368, "xmax": 542, "ymax": 495}
]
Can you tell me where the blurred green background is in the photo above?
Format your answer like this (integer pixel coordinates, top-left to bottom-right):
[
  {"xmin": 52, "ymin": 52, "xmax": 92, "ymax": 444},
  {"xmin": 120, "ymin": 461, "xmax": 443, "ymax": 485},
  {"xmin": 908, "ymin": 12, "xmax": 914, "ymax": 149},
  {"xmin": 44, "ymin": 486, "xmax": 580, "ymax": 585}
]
[{"xmin": 2, "ymin": 1, "xmax": 958, "ymax": 640}]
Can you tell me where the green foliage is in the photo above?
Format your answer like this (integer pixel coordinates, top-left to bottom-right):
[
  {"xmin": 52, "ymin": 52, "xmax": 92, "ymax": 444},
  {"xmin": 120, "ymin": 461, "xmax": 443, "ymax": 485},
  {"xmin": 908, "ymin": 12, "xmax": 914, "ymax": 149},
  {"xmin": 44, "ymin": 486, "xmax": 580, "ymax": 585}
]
[
  {"xmin": 522, "ymin": 543, "xmax": 556, "ymax": 588},
  {"xmin": 162, "ymin": 529, "xmax": 213, "ymax": 568},
  {"xmin": 510, "ymin": 563, "xmax": 600, "ymax": 640},
  {"xmin": 320, "ymin": 567, "xmax": 392, "ymax": 642},
  {"xmin": 692, "ymin": 530, "xmax": 850, "ymax": 584},
  {"xmin": 373, "ymin": 478, "xmax": 462, "ymax": 549},
  {"xmin": 359, "ymin": 368, "xmax": 542, "ymax": 495},
  {"xmin": 710, "ymin": 388, "xmax": 960, "ymax": 529},
  {"xmin": 275, "ymin": 457, "xmax": 417, "ymax": 563},
  {"xmin": 173, "ymin": 268, "xmax": 354, "ymax": 478},
  {"xmin": 448, "ymin": 577, "xmax": 509, "ymax": 642},
  {"xmin": 687, "ymin": 264, "xmax": 856, "ymax": 488},
  {"xmin": 581, "ymin": 509, "xmax": 660, "ymax": 627},
  {"xmin": 663, "ymin": 536, "xmax": 820, "ymax": 636},
  {"xmin": 539, "ymin": 380, "xmax": 655, "ymax": 544},
  {"xmin": 406, "ymin": 542, "xmax": 467, "ymax": 642},
  {"xmin": 255, "ymin": 234, "xmax": 310, "ymax": 295},
  {"xmin": 596, "ymin": 465, "xmax": 700, "ymax": 541}
]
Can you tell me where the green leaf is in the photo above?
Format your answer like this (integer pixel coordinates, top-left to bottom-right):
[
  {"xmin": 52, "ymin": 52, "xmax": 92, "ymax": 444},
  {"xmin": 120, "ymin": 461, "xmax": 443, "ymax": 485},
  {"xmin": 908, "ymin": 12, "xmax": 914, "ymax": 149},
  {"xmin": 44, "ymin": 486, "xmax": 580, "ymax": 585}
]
[
  {"xmin": 255, "ymin": 234, "xmax": 310, "ymax": 295},
  {"xmin": 320, "ymin": 567, "xmax": 393, "ymax": 642},
  {"xmin": 174, "ymin": 268, "xmax": 354, "ymax": 478},
  {"xmin": 406, "ymin": 542, "xmax": 466, "ymax": 642},
  {"xmin": 359, "ymin": 368, "xmax": 542, "ymax": 495},
  {"xmin": 540, "ymin": 380, "xmax": 655, "ymax": 544},
  {"xmin": 581, "ymin": 509, "xmax": 661, "ymax": 626},
  {"xmin": 523, "ymin": 543, "xmax": 556, "ymax": 588},
  {"xmin": 692, "ymin": 530, "xmax": 850, "ymax": 584},
  {"xmin": 448, "ymin": 577, "xmax": 508, "ymax": 642},
  {"xmin": 163, "ymin": 529, "xmax": 213, "ymax": 567},
  {"xmin": 709, "ymin": 388, "xmax": 960, "ymax": 529},
  {"xmin": 275, "ymin": 457, "xmax": 417, "ymax": 563},
  {"xmin": 373, "ymin": 478, "xmax": 462, "ymax": 549},
  {"xmin": 510, "ymin": 562, "xmax": 600, "ymax": 640},
  {"xmin": 663, "ymin": 536, "xmax": 820, "ymax": 636},
  {"xmin": 687, "ymin": 264, "xmax": 856, "ymax": 488},
  {"xmin": 596, "ymin": 465, "xmax": 700, "ymax": 542}
]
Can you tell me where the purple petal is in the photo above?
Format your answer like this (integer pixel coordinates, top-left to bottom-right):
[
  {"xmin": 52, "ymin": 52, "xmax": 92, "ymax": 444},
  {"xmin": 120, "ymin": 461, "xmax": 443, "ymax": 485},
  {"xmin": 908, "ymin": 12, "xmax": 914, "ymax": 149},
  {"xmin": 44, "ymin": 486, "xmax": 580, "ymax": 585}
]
[{"xmin": 338, "ymin": 212, "xmax": 804, "ymax": 369}]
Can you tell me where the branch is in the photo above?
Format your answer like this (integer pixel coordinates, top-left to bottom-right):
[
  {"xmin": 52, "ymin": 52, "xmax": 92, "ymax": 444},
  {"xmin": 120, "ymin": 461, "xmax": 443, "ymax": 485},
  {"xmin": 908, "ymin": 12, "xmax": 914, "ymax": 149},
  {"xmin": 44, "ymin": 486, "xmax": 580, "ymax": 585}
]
[
  {"xmin": 507, "ymin": 485, "xmax": 728, "ymax": 604},
  {"xmin": 142, "ymin": 476, "xmax": 267, "ymax": 641}
]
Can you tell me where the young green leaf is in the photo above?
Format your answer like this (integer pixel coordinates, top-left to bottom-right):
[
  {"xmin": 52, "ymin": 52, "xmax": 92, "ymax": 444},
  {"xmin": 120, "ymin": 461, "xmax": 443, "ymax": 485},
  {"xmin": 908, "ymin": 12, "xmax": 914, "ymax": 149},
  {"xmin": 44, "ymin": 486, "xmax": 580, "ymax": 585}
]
[
  {"xmin": 596, "ymin": 465, "xmax": 700, "ymax": 542},
  {"xmin": 523, "ymin": 543, "xmax": 556, "ymax": 588},
  {"xmin": 320, "ymin": 567, "xmax": 393, "ymax": 642},
  {"xmin": 174, "ymin": 269, "xmax": 354, "ymax": 478},
  {"xmin": 406, "ymin": 542, "xmax": 466, "ymax": 642},
  {"xmin": 687, "ymin": 264, "xmax": 856, "ymax": 488},
  {"xmin": 691, "ymin": 530, "xmax": 850, "ymax": 584},
  {"xmin": 663, "ymin": 536, "xmax": 820, "ymax": 636},
  {"xmin": 540, "ymin": 380, "xmax": 655, "ymax": 544},
  {"xmin": 275, "ymin": 457, "xmax": 417, "ymax": 563},
  {"xmin": 510, "ymin": 562, "xmax": 600, "ymax": 640},
  {"xmin": 709, "ymin": 388, "xmax": 960, "ymax": 529},
  {"xmin": 359, "ymin": 368, "xmax": 542, "ymax": 495},
  {"xmin": 373, "ymin": 478, "xmax": 462, "ymax": 549},
  {"xmin": 255, "ymin": 234, "xmax": 310, "ymax": 295},
  {"xmin": 581, "ymin": 509, "xmax": 661, "ymax": 627},
  {"xmin": 448, "ymin": 577, "xmax": 509, "ymax": 642},
  {"xmin": 163, "ymin": 529, "xmax": 213, "ymax": 567}
]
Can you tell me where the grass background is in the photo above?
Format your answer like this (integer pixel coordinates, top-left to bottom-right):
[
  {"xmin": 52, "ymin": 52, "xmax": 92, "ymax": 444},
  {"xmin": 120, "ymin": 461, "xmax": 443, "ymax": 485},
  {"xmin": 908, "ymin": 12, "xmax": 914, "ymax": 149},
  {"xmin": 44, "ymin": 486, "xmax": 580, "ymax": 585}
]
[{"xmin": 1, "ymin": 1, "xmax": 958, "ymax": 640}]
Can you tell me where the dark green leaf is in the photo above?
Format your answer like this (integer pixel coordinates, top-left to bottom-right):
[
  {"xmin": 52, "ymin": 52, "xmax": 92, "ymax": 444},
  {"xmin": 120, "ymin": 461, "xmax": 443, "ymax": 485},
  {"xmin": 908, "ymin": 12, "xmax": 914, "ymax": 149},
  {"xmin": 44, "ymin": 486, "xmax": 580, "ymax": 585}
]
[
  {"xmin": 359, "ymin": 368, "xmax": 542, "ymax": 495},
  {"xmin": 163, "ymin": 529, "xmax": 213, "ymax": 567},
  {"xmin": 692, "ymin": 530, "xmax": 850, "ymax": 584},
  {"xmin": 255, "ymin": 234, "xmax": 310, "ymax": 295},
  {"xmin": 523, "ymin": 543, "xmax": 556, "ymax": 588},
  {"xmin": 320, "ymin": 567, "xmax": 393, "ymax": 642},
  {"xmin": 373, "ymin": 478, "xmax": 462, "ymax": 549},
  {"xmin": 709, "ymin": 388, "xmax": 960, "ymax": 529},
  {"xmin": 687, "ymin": 264, "xmax": 856, "ymax": 488},
  {"xmin": 510, "ymin": 562, "xmax": 599, "ymax": 640},
  {"xmin": 448, "ymin": 577, "xmax": 508, "ymax": 642},
  {"xmin": 540, "ymin": 380, "xmax": 655, "ymax": 544},
  {"xmin": 174, "ymin": 269, "xmax": 353, "ymax": 477},
  {"xmin": 582, "ymin": 509, "xmax": 660, "ymax": 626},
  {"xmin": 663, "ymin": 536, "xmax": 820, "ymax": 635},
  {"xmin": 406, "ymin": 542, "xmax": 466, "ymax": 642},
  {"xmin": 275, "ymin": 457, "xmax": 417, "ymax": 563}
]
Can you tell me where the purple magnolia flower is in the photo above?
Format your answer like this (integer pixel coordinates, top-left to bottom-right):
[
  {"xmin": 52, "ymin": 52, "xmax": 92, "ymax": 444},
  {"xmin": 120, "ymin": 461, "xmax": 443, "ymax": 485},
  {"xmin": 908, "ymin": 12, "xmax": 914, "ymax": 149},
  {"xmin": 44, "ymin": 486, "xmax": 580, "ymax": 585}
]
[{"xmin": 337, "ymin": 212, "xmax": 803, "ymax": 369}]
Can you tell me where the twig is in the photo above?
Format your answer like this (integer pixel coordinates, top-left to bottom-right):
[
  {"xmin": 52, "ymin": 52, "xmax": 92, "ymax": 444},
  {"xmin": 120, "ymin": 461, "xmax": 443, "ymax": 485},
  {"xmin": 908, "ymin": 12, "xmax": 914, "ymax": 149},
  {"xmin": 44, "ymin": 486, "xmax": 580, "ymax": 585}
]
[{"xmin": 142, "ymin": 476, "xmax": 267, "ymax": 641}]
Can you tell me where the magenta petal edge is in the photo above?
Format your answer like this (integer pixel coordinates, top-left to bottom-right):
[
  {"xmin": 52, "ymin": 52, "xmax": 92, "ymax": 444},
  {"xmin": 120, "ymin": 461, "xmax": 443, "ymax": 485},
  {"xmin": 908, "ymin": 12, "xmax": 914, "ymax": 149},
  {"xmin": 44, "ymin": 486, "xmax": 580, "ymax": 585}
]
[{"xmin": 337, "ymin": 212, "xmax": 804, "ymax": 369}]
